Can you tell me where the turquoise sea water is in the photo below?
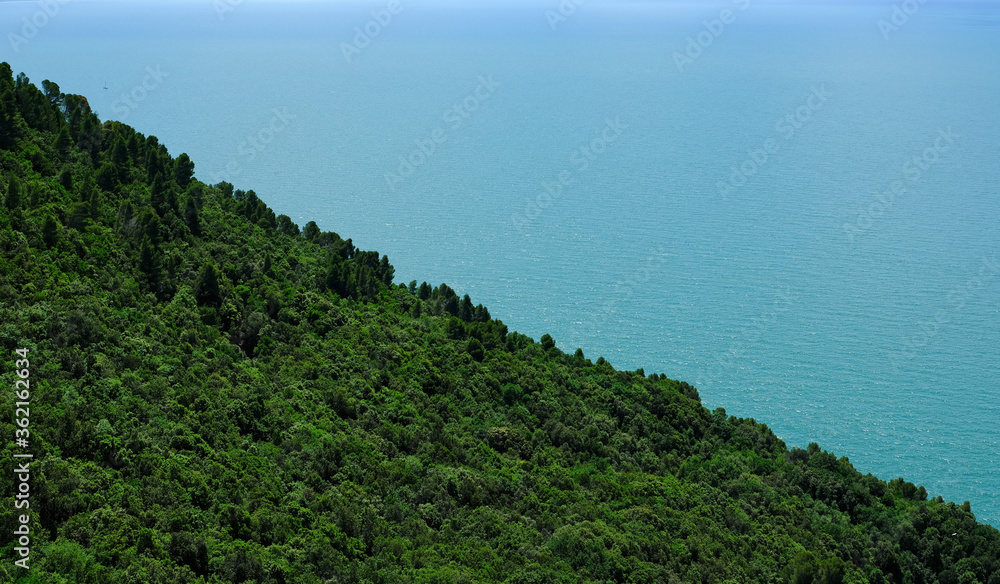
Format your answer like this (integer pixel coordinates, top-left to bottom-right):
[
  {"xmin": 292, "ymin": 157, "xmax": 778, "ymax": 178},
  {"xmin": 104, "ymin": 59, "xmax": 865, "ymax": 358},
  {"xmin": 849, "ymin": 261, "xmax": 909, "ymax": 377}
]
[{"xmin": 4, "ymin": 0, "xmax": 999, "ymax": 525}]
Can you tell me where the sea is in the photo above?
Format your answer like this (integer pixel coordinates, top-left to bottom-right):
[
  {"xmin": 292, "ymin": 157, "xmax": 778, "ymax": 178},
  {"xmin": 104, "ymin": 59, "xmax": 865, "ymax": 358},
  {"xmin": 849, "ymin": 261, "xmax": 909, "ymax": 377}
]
[{"xmin": 3, "ymin": 0, "xmax": 999, "ymax": 526}]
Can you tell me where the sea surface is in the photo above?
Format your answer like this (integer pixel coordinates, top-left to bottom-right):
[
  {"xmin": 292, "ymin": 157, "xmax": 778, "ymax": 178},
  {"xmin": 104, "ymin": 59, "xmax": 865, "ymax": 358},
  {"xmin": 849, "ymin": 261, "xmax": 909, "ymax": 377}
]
[{"xmin": 4, "ymin": 0, "xmax": 999, "ymax": 526}]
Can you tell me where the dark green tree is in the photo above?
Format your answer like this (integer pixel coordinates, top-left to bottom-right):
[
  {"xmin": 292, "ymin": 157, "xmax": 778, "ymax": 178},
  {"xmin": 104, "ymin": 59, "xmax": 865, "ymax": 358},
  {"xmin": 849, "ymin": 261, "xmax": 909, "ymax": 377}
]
[
  {"xmin": 56, "ymin": 125, "xmax": 72, "ymax": 155},
  {"xmin": 467, "ymin": 337, "xmax": 485, "ymax": 361},
  {"xmin": 138, "ymin": 236, "xmax": 161, "ymax": 285},
  {"xmin": 42, "ymin": 215, "xmax": 60, "ymax": 247},
  {"xmin": 5, "ymin": 177, "xmax": 21, "ymax": 209},
  {"xmin": 184, "ymin": 200, "xmax": 201, "ymax": 236},
  {"xmin": 174, "ymin": 153, "xmax": 195, "ymax": 188},
  {"xmin": 459, "ymin": 294, "xmax": 474, "ymax": 321},
  {"xmin": 303, "ymin": 220, "xmax": 320, "ymax": 241},
  {"xmin": 95, "ymin": 161, "xmax": 119, "ymax": 192},
  {"xmin": 418, "ymin": 282, "xmax": 432, "ymax": 300},
  {"xmin": 276, "ymin": 214, "xmax": 299, "ymax": 237},
  {"xmin": 87, "ymin": 183, "xmax": 101, "ymax": 220},
  {"xmin": 195, "ymin": 262, "xmax": 222, "ymax": 308},
  {"xmin": 41, "ymin": 79, "xmax": 61, "ymax": 106},
  {"xmin": 0, "ymin": 88, "xmax": 16, "ymax": 148}
]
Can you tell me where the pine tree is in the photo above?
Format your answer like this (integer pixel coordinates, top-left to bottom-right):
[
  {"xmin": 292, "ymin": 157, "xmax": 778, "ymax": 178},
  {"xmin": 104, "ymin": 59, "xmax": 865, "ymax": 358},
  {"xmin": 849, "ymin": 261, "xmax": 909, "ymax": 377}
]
[
  {"xmin": 138, "ymin": 236, "xmax": 161, "ymax": 284},
  {"xmin": 96, "ymin": 161, "xmax": 118, "ymax": 192},
  {"xmin": 418, "ymin": 282, "xmax": 432, "ymax": 300},
  {"xmin": 56, "ymin": 125, "xmax": 72, "ymax": 155},
  {"xmin": 195, "ymin": 263, "xmax": 222, "ymax": 308},
  {"xmin": 174, "ymin": 153, "xmax": 195, "ymax": 188},
  {"xmin": 5, "ymin": 177, "xmax": 21, "ymax": 209},
  {"xmin": 459, "ymin": 294, "xmax": 474, "ymax": 321},
  {"xmin": 0, "ymin": 88, "xmax": 16, "ymax": 149},
  {"xmin": 184, "ymin": 200, "xmax": 201, "ymax": 236},
  {"xmin": 88, "ymin": 185, "xmax": 101, "ymax": 221},
  {"xmin": 42, "ymin": 215, "xmax": 59, "ymax": 247},
  {"xmin": 303, "ymin": 221, "xmax": 320, "ymax": 241}
]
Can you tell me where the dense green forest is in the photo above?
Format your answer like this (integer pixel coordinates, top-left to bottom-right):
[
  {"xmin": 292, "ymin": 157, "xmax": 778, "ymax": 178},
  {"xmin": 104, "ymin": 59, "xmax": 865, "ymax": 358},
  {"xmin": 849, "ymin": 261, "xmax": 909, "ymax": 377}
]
[{"xmin": 0, "ymin": 63, "xmax": 998, "ymax": 584}]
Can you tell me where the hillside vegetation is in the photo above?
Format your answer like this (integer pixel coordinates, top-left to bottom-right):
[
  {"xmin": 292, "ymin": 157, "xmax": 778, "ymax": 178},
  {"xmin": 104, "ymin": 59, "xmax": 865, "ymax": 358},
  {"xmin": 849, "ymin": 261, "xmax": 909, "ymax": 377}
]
[{"xmin": 1, "ymin": 63, "xmax": 999, "ymax": 584}]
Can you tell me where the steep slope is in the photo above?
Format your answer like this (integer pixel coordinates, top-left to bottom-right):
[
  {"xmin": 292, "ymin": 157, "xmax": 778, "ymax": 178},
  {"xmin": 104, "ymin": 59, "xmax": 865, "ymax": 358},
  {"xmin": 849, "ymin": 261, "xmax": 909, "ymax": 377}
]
[{"xmin": 1, "ymin": 63, "xmax": 999, "ymax": 584}]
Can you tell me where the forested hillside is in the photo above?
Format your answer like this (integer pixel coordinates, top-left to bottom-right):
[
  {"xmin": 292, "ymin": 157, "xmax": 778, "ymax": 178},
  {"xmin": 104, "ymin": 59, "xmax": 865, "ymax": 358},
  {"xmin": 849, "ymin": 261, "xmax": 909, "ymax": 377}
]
[{"xmin": 1, "ymin": 63, "xmax": 999, "ymax": 584}]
